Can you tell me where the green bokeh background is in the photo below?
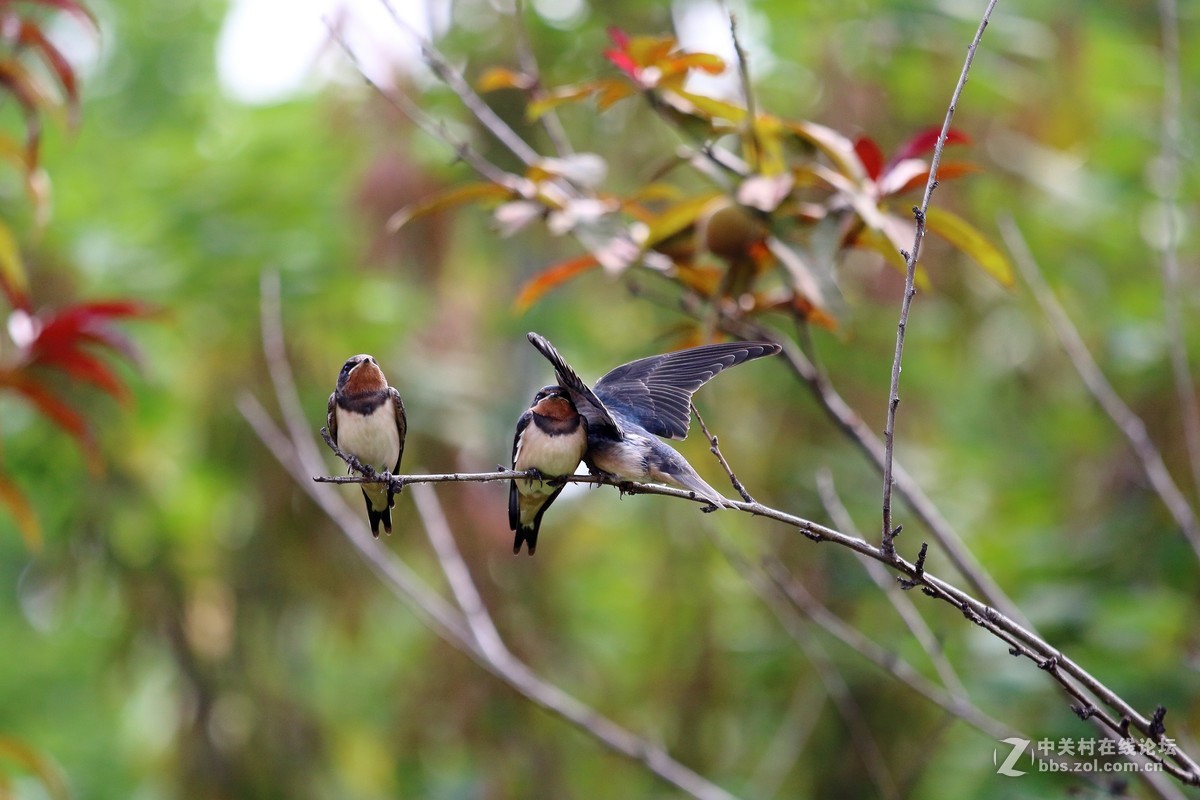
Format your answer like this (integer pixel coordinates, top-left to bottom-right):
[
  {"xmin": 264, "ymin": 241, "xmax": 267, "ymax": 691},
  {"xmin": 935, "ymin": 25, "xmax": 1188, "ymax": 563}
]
[{"xmin": 2, "ymin": 0, "xmax": 1198, "ymax": 797}]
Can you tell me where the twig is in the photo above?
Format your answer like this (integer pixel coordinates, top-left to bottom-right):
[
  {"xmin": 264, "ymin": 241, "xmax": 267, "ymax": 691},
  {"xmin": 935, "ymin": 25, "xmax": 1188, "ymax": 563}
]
[
  {"xmin": 326, "ymin": 19, "xmax": 517, "ymax": 190},
  {"xmin": 512, "ymin": 0, "xmax": 573, "ymax": 158},
  {"xmin": 1155, "ymin": 0, "xmax": 1200, "ymax": 501},
  {"xmin": 691, "ymin": 402, "xmax": 754, "ymax": 502},
  {"xmin": 725, "ymin": 313, "xmax": 1027, "ymax": 626},
  {"xmin": 720, "ymin": 541, "xmax": 899, "ymax": 800},
  {"xmin": 743, "ymin": 681, "xmax": 825, "ymax": 800},
  {"xmin": 1000, "ymin": 216, "xmax": 1200, "ymax": 561},
  {"xmin": 726, "ymin": 10, "xmax": 763, "ymax": 171},
  {"xmin": 411, "ymin": 483, "xmax": 507, "ymax": 660},
  {"xmin": 817, "ymin": 470, "xmax": 969, "ymax": 701},
  {"xmin": 378, "ymin": 0, "xmax": 540, "ymax": 167},
  {"xmin": 881, "ymin": 0, "xmax": 998, "ymax": 557}
]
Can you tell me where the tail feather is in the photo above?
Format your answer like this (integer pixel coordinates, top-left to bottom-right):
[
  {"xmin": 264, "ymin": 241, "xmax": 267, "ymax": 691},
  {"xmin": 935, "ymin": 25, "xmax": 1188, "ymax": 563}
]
[
  {"xmin": 362, "ymin": 489, "xmax": 394, "ymax": 537},
  {"xmin": 653, "ymin": 453, "xmax": 734, "ymax": 509},
  {"xmin": 513, "ymin": 524, "xmax": 538, "ymax": 556}
]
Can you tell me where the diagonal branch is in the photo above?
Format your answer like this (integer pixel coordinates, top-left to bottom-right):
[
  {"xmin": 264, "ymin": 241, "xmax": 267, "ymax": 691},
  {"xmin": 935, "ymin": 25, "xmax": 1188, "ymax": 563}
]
[
  {"xmin": 1000, "ymin": 216, "xmax": 1200, "ymax": 561},
  {"xmin": 1154, "ymin": 0, "xmax": 1200, "ymax": 501},
  {"xmin": 881, "ymin": 0, "xmax": 999, "ymax": 557},
  {"xmin": 817, "ymin": 469, "xmax": 969, "ymax": 701},
  {"xmin": 378, "ymin": 0, "xmax": 540, "ymax": 167}
]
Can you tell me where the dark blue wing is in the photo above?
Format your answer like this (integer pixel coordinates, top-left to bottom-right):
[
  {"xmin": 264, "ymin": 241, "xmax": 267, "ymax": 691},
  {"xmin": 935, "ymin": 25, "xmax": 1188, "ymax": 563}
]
[
  {"xmin": 593, "ymin": 341, "xmax": 780, "ymax": 440},
  {"xmin": 526, "ymin": 332, "xmax": 621, "ymax": 437}
]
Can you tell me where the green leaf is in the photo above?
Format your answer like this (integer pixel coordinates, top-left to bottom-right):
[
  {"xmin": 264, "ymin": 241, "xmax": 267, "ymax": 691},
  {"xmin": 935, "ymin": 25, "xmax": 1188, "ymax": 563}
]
[{"xmin": 925, "ymin": 208, "xmax": 1015, "ymax": 286}]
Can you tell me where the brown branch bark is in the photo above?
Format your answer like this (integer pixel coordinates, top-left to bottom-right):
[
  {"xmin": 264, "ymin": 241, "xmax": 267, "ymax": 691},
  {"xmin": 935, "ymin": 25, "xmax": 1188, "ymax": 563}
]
[{"xmin": 882, "ymin": 0, "xmax": 999, "ymax": 557}]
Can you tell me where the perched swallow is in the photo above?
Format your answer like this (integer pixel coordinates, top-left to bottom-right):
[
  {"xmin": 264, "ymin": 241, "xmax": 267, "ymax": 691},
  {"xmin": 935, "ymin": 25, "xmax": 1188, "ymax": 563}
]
[
  {"xmin": 509, "ymin": 385, "xmax": 588, "ymax": 556},
  {"xmin": 527, "ymin": 333, "xmax": 780, "ymax": 508},
  {"xmin": 327, "ymin": 354, "xmax": 407, "ymax": 537}
]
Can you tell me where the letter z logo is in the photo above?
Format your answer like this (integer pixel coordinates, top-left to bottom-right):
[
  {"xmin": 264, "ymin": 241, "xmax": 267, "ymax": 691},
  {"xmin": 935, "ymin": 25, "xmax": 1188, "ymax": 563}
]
[{"xmin": 994, "ymin": 737, "xmax": 1030, "ymax": 776}]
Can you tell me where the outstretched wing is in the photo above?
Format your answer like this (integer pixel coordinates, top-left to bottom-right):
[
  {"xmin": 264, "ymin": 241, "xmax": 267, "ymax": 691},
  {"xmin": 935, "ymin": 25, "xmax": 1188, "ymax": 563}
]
[
  {"xmin": 593, "ymin": 341, "xmax": 780, "ymax": 440},
  {"xmin": 526, "ymin": 332, "xmax": 621, "ymax": 437}
]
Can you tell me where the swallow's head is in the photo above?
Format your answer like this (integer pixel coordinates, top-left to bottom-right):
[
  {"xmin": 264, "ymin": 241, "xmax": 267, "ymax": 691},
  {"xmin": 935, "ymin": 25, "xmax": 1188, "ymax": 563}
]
[
  {"xmin": 337, "ymin": 354, "xmax": 387, "ymax": 394},
  {"xmin": 530, "ymin": 385, "xmax": 577, "ymax": 421}
]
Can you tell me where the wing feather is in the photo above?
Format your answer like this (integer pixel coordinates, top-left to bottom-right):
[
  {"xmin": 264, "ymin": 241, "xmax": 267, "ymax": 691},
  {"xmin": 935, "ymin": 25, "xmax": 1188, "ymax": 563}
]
[
  {"xmin": 526, "ymin": 332, "xmax": 621, "ymax": 436},
  {"xmin": 593, "ymin": 341, "xmax": 780, "ymax": 439}
]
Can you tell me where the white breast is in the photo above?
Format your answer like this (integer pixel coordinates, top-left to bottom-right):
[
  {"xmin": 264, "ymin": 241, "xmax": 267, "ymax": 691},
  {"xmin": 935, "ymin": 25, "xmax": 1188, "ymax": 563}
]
[
  {"xmin": 514, "ymin": 424, "xmax": 585, "ymax": 496},
  {"xmin": 336, "ymin": 403, "xmax": 401, "ymax": 473}
]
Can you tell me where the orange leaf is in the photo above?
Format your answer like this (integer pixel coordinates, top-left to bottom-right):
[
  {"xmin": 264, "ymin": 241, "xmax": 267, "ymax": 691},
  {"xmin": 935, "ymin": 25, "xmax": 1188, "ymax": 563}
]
[
  {"xmin": 888, "ymin": 159, "xmax": 979, "ymax": 195},
  {"xmin": 643, "ymin": 192, "xmax": 724, "ymax": 249},
  {"xmin": 0, "ymin": 220, "xmax": 28, "ymax": 307},
  {"xmin": 0, "ymin": 735, "xmax": 68, "ymax": 800},
  {"xmin": 0, "ymin": 476, "xmax": 40, "ymax": 551},
  {"xmin": 514, "ymin": 254, "xmax": 600, "ymax": 312},
  {"xmin": 674, "ymin": 264, "xmax": 724, "ymax": 296},
  {"xmin": 528, "ymin": 82, "xmax": 605, "ymax": 119},
  {"xmin": 477, "ymin": 66, "xmax": 532, "ymax": 92},
  {"xmin": 387, "ymin": 183, "xmax": 511, "ymax": 232}
]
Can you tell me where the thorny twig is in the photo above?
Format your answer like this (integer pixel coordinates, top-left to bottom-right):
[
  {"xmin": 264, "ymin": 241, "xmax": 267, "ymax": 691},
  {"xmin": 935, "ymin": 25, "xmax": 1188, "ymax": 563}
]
[
  {"xmin": 315, "ymin": 440, "xmax": 1200, "ymax": 785},
  {"xmin": 881, "ymin": 0, "xmax": 999, "ymax": 558},
  {"xmin": 691, "ymin": 401, "xmax": 754, "ymax": 503}
]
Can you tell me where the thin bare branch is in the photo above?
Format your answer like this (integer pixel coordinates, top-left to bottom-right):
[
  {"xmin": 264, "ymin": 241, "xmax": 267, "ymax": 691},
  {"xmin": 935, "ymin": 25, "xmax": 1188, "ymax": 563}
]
[
  {"xmin": 326, "ymin": 20, "xmax": 517, "ymax": 189},
  {"xmin": 1155, "ymin": 0, "xmax": 1200, "ymax": 500},
  {"xmin": 691, "ymin": 402, "xmax": 754, "ymax": 503},
  {"xmin": 817, "ymin": 469, "xmax": 969, "ymax": 701},
  {"xmin": 882, "ymin": 0, "xmax": 998, "ymax": 557},
  {"xmin": 411, "ymin": 483, "xmax": 507, "ymax": 660},
  {"xmin": 717, "ymin": 538, "xmax": 899, "ymax": 800},
  {"xmin": 761, "ymin": 558, "xmax": 1014, "ymax": 742},
  {"xmin": 724, "ymin": 313, "xmax": 1028, "ymax": 626},
  {"xmin": 1000, "ymin": 216, "xmax": 1200, "ymax": 561},
  {"xmin": 512, "ymin": 0, "xmax": 573, "ymax": 158},
  {"xmin": 743, "ymin": 681, "xmax": 825, "ymax": 800},
  {"xmin": 378, "ymin": 0, "xmax": 540, "ymax": 167},
  {"xmin": 726, "ymin": 10, "xmax": 763, "ymax": 171}
]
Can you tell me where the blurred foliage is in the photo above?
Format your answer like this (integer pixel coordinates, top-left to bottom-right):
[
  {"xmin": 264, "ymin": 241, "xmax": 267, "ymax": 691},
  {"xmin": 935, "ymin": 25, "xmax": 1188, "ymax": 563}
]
[{"xmin": 0, "ymin": 0, "xmax": 1198, "ymax": 798}]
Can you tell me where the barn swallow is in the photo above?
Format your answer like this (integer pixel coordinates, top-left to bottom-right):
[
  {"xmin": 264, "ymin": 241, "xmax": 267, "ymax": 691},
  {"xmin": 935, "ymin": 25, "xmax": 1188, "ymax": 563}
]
[
  {"xmin": 327, "ymin": 354, "xmax": 407, "ymax": 537},
  {"xmin": 527, "ymin": 333, "xmax": 780, "ymax": 508},
  {"xmin": 509, "ymin": 385, "xmax": 588, "ymax": 555}
]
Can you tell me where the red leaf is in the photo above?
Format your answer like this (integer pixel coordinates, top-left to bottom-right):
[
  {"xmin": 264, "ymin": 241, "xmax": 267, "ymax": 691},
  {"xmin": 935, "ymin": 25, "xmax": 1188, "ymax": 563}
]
[
  {"xmin": 31, "ymin": 348, "xmax": 131, "ymax": 403},
  {"xmin": 20, "ymin": 0, "xmax": 98, "ymax": 29},
  {"xmin": 889, "ymin": 126, "xmax": 971, "ymax": 166},
  {"xmin": 514, "ymin": 254, "xmax": 599, "ymax": 312},
  {"xmin": 0, "ymin": 60, "xmax": 44, "ymax": 170},
  {"xmin": 17, "ymin": 22, "xmax": 80, "ymax": 125},
  {"xmin": 854, "ymin": 136, "xmax": 885, "ymax": 181},
  {"xmin": 2, "ymin": 371, "xmax": 100, "ymax": 471},
  {"xmin": 29, "ymin": 300, "xmax": 152, "ymax": 363},
  {"xmin": 606, "ymin": 26, "xmax": 630, "ymax": 50}
]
